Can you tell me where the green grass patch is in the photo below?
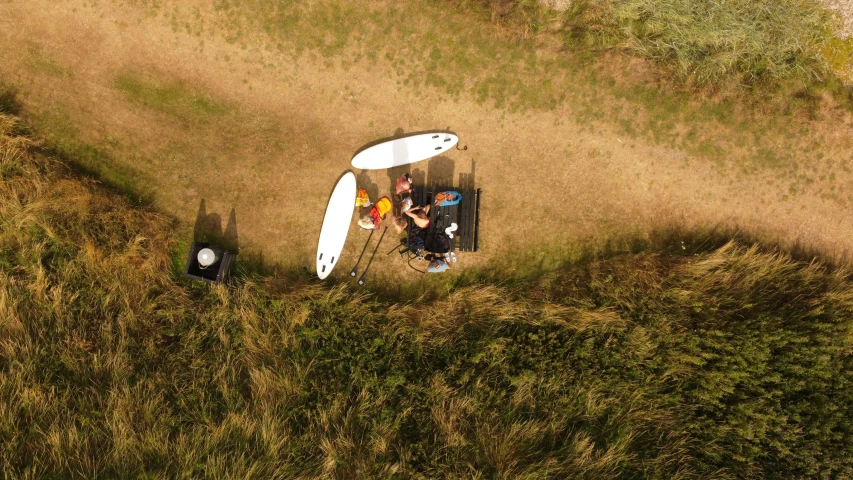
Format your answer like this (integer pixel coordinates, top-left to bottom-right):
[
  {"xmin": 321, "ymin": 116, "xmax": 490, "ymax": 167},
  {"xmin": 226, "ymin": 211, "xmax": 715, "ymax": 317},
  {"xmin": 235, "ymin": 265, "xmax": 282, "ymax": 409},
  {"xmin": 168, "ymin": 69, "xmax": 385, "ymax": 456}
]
[
  {"xmin": 33, "ymin": 107, "xmax": 154, "ymax": 204},
  {"xmin": 23, "ymin": 44, "xmax": 66, "ymax": 77},
  {"xmin": 822, "ymin": 35, "xmax": 853, "ymax": 83},
  {"xmin": 45, "ymin": 139, "xmax": 155, "ymax": 205},
  {"xmin": 203, "ymin": 0, "xmax": 570, "ymax": 112},
  {"xmin": 114, "ymin": 73, "xmax": 229, "ymax": 120}
]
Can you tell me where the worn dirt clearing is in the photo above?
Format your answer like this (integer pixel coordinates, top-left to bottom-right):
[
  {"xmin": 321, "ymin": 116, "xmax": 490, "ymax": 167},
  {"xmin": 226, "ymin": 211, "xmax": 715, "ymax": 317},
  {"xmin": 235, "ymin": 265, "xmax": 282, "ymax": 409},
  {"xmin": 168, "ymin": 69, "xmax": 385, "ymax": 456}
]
[{"xmin": 1, "ymin": 0, "xmax": 852, "ymax": 282}]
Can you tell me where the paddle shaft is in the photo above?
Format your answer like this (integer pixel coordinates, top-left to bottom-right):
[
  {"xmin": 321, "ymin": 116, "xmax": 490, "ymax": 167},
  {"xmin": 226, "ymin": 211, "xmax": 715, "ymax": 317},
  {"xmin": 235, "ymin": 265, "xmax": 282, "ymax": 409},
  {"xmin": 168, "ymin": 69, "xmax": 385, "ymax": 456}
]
[
  {"xmin": 349, "ymin": 229, "xmax": 374, "ymax": 277},
  {"xmin": 358, "ymin": 227, "xmax": 387, "ymax": 285}
]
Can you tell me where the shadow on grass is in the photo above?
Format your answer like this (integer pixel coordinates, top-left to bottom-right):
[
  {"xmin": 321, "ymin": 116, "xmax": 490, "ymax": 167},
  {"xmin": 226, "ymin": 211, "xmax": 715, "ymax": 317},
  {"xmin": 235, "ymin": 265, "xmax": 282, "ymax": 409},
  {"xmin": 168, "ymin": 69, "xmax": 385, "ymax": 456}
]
[
  {"xmin": 0, "ymin": 85, "xmax": 22, "ymax": 116},
  {"xmin": 193, "ymin": 200, "xmax": 239, "ymax": 253},
  {"xmin": 388, "ymin": 222, "xmax": 848, "ymax": 304},
  {"xmin": 356, "ymin": 170, "xmax": 379, "ymax": 205},
  {"xmin": 425, "ymin": 155, "xmax": 455, "ymax": 189},
  {"xmin": 172, "ymin": 214, "xmax": 849, "ymax": 302},
  {"xmin": 37, "ymin": 139, "xmax": 156, "ymax": 206}
]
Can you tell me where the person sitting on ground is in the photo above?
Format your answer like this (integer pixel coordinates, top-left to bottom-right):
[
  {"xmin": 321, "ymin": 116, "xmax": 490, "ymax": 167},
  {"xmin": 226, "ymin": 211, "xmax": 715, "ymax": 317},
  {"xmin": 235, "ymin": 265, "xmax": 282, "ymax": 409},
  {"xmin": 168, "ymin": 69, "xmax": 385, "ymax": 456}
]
[
  {"xmin": 434, "ymin": 191, "xmax": 462, "ymax": 207},
  {"xmin": 426, "ymin": 253, "xmax": 450, "ymax": 273},
  {"xmin": 404, "ymin": 204, "xmax": 431, "ymax": 229},
  {"xmin": 395, "ymin": 173, "xmax": 412, "ymax": 196}
]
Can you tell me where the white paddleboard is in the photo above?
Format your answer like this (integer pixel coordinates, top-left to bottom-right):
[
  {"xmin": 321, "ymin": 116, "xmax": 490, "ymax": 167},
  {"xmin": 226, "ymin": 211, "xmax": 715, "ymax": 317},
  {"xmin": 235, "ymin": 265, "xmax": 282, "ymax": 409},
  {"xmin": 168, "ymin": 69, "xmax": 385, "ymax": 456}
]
[
  {"xmin": 317, "ymin": 172, "xmax": 357, "ymax": 279},
  {"xmin": 351, "ymin": 132, "xmax": 459, "ymax": 170}
]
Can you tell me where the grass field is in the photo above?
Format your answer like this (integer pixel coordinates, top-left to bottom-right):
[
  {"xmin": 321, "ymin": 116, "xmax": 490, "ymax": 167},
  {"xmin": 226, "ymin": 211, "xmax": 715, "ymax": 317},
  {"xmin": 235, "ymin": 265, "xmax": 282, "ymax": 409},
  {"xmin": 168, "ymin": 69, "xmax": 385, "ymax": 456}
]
[
  {"xmin": 3, "ymin": 113, "xmax": 853, "ymax": 477},
  {"xmin": 3, "ymin": 2, "xmax": 853, "ymax": 476}
]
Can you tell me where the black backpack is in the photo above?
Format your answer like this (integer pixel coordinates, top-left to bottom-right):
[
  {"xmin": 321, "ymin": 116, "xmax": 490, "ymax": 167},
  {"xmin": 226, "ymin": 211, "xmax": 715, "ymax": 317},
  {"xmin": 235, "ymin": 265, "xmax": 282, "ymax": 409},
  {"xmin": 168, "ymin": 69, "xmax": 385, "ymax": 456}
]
[
  {"xmin": 409, "ymin": 227, "xmax": 428, "ymax": 251},
  {"xmin": 425, "ymin": 231, "xmax": 452, "ymax": 254}
]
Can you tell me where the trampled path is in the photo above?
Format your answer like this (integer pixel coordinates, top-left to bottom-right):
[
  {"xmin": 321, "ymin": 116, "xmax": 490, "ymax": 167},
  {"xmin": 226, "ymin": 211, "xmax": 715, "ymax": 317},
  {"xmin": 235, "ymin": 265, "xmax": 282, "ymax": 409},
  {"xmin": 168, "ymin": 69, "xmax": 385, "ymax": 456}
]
[{"xmin": 2, "ymin": 0, "xmax": 852, "ymax": 277}]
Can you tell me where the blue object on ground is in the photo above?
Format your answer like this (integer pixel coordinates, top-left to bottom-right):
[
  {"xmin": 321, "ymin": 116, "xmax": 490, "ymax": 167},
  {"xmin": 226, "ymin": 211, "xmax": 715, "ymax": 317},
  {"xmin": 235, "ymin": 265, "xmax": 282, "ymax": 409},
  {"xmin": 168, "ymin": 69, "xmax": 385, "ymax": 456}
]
[{"xmin": 434, "ymin": 191, "xmax": 462, "ymax": 207}]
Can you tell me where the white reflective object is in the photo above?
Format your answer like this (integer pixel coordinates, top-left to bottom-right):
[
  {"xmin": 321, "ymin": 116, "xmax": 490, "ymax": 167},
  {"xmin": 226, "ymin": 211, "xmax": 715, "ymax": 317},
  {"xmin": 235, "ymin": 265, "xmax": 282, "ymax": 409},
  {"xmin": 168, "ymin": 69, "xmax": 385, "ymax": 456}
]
[
  {"xmin": 317, "ymin": 172, "xmax": 357, "ymax": 279},
  {"xmin": 351, "ymin": 133, "xmax": 459, "ymax": 170},
  {"xmin": 198, "ymin": 248, "xmax": 219, "ymax": 268},
  {"xmin": 445, "ymin": 222, "xmax": 458, "ymax": 239}
]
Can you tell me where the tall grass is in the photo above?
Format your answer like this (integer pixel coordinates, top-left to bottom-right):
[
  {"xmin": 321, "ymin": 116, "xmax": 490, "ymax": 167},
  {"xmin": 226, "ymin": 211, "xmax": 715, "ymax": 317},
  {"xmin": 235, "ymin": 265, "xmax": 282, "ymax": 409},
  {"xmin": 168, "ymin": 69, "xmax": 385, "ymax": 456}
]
[
  {"xmin": 2, "ymin": 113, "xmax": 853, "ymax": 477},
  {"xmin": 464, "ymin": 0, "xmax": 839, "ymax": 85},
  {"xmin": 578, "ymin": 0, "xmax": 837, "ymax": 84}
]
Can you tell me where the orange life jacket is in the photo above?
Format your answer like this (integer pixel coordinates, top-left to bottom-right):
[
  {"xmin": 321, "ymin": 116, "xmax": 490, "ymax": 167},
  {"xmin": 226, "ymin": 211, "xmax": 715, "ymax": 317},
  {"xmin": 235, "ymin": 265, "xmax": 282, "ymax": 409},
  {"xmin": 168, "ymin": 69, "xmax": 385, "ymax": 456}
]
[
  {"xmin": 355, "ymin": 188, "xmax": 371, "ymax": 207},
  {"xmin": 370, "ymin": 197, "xmax": 393, "ymax": 229},
  {"xmin": 374, "ymin": 197, "xmax": 392, "ymax": 217}
]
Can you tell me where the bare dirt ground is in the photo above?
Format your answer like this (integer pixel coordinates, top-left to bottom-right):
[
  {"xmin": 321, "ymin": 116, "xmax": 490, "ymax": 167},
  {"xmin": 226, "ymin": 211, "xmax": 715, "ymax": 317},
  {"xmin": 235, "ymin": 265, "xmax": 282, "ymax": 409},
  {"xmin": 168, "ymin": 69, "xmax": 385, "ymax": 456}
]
[{"xmin": 2, "ymin": 0, "xmax": 853, "ymax": 282}]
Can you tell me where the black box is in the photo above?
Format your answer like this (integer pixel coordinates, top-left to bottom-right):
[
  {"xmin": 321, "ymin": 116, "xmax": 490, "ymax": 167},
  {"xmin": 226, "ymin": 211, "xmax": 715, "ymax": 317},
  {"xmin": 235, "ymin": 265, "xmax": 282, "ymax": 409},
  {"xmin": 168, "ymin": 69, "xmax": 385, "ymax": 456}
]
[{"xmin": 184, "ymin": 242, "xmax": 236, "ymax": 285}]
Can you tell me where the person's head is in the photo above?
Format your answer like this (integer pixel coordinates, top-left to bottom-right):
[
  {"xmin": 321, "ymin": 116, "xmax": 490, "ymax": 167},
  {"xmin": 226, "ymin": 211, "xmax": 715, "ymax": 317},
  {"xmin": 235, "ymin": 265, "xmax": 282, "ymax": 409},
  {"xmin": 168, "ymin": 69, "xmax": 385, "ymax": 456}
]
[
  {"xmin": 417, "ymin": 210, "xmax": 428, "ymax": 220},
  {"xmin": 391, "ymin": 215, "xmax": 407, "ymax": 233}
]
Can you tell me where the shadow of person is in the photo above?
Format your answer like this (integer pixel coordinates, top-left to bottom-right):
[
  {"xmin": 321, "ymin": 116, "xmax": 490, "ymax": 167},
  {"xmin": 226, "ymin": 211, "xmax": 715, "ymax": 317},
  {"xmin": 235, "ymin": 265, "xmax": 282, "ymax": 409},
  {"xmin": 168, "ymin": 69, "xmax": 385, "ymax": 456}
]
[
  {"xmin": 458, "ymin": 159, "xmax": 477, "ymax": 191},
  {"xmin": 410, "ymin": 167, "xmax": 426, "ymax": 187},
  {"xmin": 193, "ymin": 199, "xmax": 239, "ymax": 253},
  {"xmin": 426, "ymin": 155, "xmax": 455, "ymax": 189},
  {"xmin": 389, "ymin": 127, "xmax": 409, "ymax": 174},
  {"xmin": 223, "ymin": 207, "xmax": 239, "ymax": 253},
  {"xmin": 193, "ymin": 199, "xmax": 222, "ymax": 242}
]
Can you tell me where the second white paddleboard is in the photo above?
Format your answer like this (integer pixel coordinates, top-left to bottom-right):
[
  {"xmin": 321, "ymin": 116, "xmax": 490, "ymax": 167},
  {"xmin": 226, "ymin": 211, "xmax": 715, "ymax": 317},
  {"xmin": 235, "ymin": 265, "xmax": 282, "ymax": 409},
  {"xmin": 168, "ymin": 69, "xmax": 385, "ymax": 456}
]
[
  {"xmin": 351, "ymin": 132, "xmax": 458, "ymax": 170},
  {"xmin": 316, "ymin": 172, "xmax": 356, "ymax": 279}
]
